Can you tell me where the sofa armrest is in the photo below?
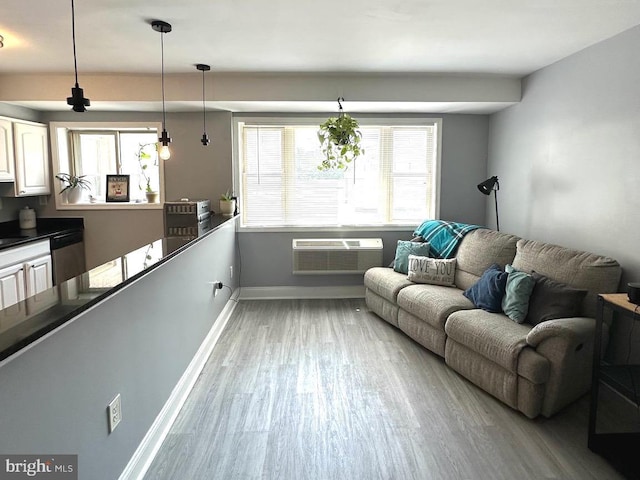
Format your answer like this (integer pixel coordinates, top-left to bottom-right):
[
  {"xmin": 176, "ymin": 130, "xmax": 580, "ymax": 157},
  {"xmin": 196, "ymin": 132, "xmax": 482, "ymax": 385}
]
[
  {"xmin": 525, "ymin": 316, "xmax": 607, "ymax": 417},
  {"xmin": 526, "ymin": 317, "xmax": 595, "ymax": 351}
]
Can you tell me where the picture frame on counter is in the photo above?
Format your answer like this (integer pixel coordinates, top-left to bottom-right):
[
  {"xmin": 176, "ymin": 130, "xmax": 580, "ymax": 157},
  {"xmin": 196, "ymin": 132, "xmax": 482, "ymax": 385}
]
[{"xmin": 106, "ymin": 175, "xmax": 130, "ymax": 202}]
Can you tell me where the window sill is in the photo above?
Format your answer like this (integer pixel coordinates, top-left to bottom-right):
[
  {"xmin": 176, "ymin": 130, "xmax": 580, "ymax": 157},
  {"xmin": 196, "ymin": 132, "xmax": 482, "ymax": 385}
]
[
  {"xmin": 55, "ymin": 202, "xmax": 163, "ymax": 211},
  {"xmin": 238, "ymin": 224, "xmax": 417, "ymax": 233}
]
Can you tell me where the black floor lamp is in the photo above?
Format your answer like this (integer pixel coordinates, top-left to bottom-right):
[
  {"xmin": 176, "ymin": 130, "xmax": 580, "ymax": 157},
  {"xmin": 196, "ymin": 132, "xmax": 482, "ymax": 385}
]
[{"xmin": 477, "ymin": 176, "xmax": 500, "ymax": 231}]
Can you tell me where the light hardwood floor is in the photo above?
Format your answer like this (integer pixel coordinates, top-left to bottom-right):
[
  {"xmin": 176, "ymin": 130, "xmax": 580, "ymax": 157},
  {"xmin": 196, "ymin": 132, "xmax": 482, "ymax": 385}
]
[{"xmin": 143, "ymin": 299, "xmax": 624, "ymax": 479}]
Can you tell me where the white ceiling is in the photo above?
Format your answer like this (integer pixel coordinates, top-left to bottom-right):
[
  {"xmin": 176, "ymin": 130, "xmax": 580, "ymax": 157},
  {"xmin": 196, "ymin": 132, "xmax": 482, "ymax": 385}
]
[{"xmin": 2, "ymin": 0, "xmax": 640, "ymax": 113}]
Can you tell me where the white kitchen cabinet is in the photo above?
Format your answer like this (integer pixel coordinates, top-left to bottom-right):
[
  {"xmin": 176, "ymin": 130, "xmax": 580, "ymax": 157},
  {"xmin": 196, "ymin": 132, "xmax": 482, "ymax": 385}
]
[
  {"xmin": 0, "ymin": 240, "xmax": 52, "ymax": 311},
  {"xmin": 0, "ymin": 118, "xmax": 15, "ymax": 182},
  {"xmin": 12, "ymin": 121, "xmax": 51, "ymax": 196},
  {"xmin": 25, "ymin": 254, "xmax": 53, "ymax": 298},
  {"xmin": 0, "ymin": 263, "xmax": 26, "ymax": 309},
  {"xmin": 25, "ymin": 254, "xmax": 57, "ymax": 314}
]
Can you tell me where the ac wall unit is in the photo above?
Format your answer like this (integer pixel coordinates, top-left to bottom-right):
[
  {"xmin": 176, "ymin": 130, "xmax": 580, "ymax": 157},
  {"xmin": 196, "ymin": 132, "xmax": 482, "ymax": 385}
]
[{"xmin": 292, "ymin": 238, "xmax": 383, "ymax": 274}]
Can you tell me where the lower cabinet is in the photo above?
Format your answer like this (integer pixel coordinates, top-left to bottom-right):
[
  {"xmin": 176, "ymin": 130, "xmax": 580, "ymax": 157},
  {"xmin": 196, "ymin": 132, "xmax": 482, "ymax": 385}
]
[
  {"xmin": 25, "ymin": 254, "xmax": 53, "ymax": 298},
  {"xmin": 0, "ymin": 241, "xmax": 55, "ymax": 334},
  {"xmin": 0, "ymin": 263, "xmax": 26, "ymax": 309},
  {"xmin": 0, "ymin": 241, "xmax": 53, "ymax": 310}
]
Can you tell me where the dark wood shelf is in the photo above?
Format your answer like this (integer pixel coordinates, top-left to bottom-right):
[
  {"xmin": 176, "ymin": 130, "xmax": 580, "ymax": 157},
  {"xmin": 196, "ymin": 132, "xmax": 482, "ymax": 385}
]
[
  {"xmin": 600, "ymin": 364, "xmax": 640, "ymax": 405},
  {"xmin": 589, "ymin": 433, "xmax": 640, "ymax": 479},
  {"xmin": 589, "ymin": 295, "xmax": 640, "ymax": 479}
]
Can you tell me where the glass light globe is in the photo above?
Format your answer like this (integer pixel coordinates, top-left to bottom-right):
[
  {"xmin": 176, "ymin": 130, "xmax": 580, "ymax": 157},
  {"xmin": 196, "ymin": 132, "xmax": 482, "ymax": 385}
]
[{"xmin": 159, "ymin": 144, "xmax": 171, "ymax": 160}]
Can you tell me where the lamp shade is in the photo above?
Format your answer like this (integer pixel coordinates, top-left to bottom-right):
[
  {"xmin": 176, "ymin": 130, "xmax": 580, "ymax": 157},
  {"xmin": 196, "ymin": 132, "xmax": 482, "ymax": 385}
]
[{"xmin": 477, "ymin": 176, "xmax": 499, "ymax": 195}]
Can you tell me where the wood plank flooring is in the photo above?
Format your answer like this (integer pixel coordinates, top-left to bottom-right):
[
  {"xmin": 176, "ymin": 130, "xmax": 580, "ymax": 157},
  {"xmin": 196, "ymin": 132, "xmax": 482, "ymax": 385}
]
[{"xmin": 143, "ymin": 299, "xmax": 624, "ymax": 479}]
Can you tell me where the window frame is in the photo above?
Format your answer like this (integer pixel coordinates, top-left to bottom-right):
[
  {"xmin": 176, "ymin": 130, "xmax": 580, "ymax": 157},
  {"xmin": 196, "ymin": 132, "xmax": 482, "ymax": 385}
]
[
  {"xmin": 233, "ymin": 115, "xmax": 442, "ymax": 232},
  {"xmin": 49, "ymin": 122, "xmax": 165, "ymax": 210}
]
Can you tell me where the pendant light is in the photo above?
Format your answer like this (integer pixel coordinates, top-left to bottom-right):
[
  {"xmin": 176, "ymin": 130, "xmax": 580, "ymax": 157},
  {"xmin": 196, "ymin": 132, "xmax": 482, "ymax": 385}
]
[
  {"xmin": 152, "ymin": 20, "xmax": 172, "ymax": 160},
  {"xmin": 66, "ymin": 0, "xmax": 90, "ymax": 112},
  {"xmin": 196, "ymin": 64, "xmax": 211, "ymax": 146}
]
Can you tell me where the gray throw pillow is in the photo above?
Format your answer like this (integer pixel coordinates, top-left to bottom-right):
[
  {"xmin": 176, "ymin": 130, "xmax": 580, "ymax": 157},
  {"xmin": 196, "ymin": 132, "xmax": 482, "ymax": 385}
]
[{"xmin": 525, "ymin": 272, "xmax": 588, "ymax": 326}]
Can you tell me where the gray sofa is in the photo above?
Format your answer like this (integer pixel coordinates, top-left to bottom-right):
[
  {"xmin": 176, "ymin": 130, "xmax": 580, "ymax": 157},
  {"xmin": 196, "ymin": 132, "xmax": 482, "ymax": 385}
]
[{"xmin": 364, "ymin": 229, "xmax": 622, "ymax": 418}]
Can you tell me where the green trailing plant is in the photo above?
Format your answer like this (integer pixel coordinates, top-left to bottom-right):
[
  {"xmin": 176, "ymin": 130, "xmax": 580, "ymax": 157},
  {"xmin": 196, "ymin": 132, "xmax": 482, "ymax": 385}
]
[
  {"xmin": 55, "ymin": 173, "xmax": 91, "ymax": 193},
  {"xmin": 317, "ymin": 112, "xmax": 364, "ymax": 171},
  {"xmin": 137, "ymin": 142, "xmax": 158, "ymax": 193}
]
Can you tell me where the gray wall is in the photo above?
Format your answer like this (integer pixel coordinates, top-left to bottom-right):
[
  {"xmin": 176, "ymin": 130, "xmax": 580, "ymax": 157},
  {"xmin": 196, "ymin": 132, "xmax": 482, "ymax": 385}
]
[
  {"xmin": 239, "ymin": 113, "xmax": 489, "ymax": 288},
  {"xmin": 0, "ymin": 220, "xmax": 237, "ymax": 480},
  {"xmin": 488, "ymin": 25, "xmax": 640, "ymax": 286}
]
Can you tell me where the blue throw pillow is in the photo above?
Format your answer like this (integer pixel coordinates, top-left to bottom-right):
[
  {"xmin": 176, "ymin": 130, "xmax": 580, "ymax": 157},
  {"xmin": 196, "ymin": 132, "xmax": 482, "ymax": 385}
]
[
  {"xmin": 463, "ymin": 264, "xmax": 508, "ymax": 313},
  {"xmin": 393, "ymin": 240, "xmax": 431, "ymax": 274}
]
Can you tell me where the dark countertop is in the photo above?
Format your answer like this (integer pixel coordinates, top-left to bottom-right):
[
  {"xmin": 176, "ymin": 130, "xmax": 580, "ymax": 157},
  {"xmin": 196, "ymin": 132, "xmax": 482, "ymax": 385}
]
[
  {"xmin": 0, "ymin": 217, "xmax": 85, "ymax": 249},
  {"xmin": 0, "ymin": 214, "xmax": 236, "ymax": 363}
]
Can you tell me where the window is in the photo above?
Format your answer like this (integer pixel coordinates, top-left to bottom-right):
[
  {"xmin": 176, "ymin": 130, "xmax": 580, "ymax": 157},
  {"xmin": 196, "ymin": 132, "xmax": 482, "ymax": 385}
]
[
  {"xmin": 50, "ymin": 122, "xmax": 165, "ymax": 209},
  {"xmin": 236, "ymin": 117, "xmax": 441, "ymax": 228}
]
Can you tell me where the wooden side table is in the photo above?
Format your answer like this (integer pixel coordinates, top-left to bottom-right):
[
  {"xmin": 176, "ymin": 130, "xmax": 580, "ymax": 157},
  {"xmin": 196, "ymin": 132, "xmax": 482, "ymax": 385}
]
[{"xmin": 588, "ymin": 293, "xmax": 640, "ymax": 479}]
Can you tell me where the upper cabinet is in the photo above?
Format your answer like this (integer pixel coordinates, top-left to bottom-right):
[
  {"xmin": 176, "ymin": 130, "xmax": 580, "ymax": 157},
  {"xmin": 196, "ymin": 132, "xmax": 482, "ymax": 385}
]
[
  {"xmin": 13, "ymin": 122, "xmax": 50, "ymax": 196},
  {"xmin": 0, "ymin": 117, "xmax": 51, "ymax": 197},
  {"xmin": 0, "ymin": 118, "xmax": 15, "ymax": 182}
]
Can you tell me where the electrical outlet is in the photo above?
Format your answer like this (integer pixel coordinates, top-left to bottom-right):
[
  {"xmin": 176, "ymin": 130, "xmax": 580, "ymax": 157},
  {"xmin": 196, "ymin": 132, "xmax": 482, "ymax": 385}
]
[
  {"xmin": 230, "ymin": 266, "xmax": 233, "ymax": 278},
  {"xmin": 38, "ymin": 196, "xmax": 48, "ymax": 206},
  {"xmin": 212, "ymin": 281, "xmax": 223, "ymax": 297},
  {"xmin": 108, "ymin": 394, "xmax": 122, "ymax": 433}
]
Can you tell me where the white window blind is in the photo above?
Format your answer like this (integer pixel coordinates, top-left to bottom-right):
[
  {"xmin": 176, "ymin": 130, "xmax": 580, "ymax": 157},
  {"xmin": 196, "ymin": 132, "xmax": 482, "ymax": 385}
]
[{"xmin": 239, "ymin": 119, "xmax": 439, "ymax": 228}]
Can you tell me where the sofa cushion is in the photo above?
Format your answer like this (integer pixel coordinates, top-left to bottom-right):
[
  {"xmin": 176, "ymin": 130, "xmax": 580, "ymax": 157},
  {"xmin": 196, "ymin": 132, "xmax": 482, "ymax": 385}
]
[
  {"xmin": 397, "ymin": 284, "xmax": 474, "ymax": 331},
  {"xmin": 454, "ymin": 229, "xmax": 520, "ymax": 291},
  {"xmin": 463, "ymin": 264, "xmax": 508, "ymax": 313},
  {"xmin": 407, "ymin": 255, "xmax": 456, "ymax": 286},
  {"xmin": 512, "ymin": 239, "xmax": 621, "ymax": 318},
  {"xmin": 364, "ymin": 267, "xmax": 413, "ymax": 303},
  {"xmin": 445, "ymin": 309, "xmax": 532, "ymax": 372},
  {"xmin": 525, "ymin": 272, "xmax": 587, "ymax": 326},
  {"xmin": 502, "ymin": 264, "xmax": 536, "ymax": 323},
  {"xmin": 393, "ymin": 240, "xmax": 431, "ymax": 274}
]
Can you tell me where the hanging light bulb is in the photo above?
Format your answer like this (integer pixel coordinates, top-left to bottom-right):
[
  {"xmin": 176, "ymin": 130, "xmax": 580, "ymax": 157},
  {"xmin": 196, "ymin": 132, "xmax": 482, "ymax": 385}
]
[
  {"xmin": 66, "ymin": 0, "xmax": 90, "ymax": 112},
  {"xmin": 152, "ymin": 20, "xmax": 172, "ymax": 160},
  {"xmin": 196, "ymin": 64, "xmax": 211, "ymax": 146}
]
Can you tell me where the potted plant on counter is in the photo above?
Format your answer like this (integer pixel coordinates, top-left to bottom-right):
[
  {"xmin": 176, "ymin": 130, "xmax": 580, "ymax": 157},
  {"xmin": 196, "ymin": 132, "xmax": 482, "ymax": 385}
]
[
  {"xmin": 55, "ymin": 173, "xmax": 91, "ymax": 204},
  {"xmin": 219, "ymin": 191, "xmax": 236, "ymax": 216},
  {"xmin": 137, "ymin": 142, "xmax": 159, "ymax": 203}
]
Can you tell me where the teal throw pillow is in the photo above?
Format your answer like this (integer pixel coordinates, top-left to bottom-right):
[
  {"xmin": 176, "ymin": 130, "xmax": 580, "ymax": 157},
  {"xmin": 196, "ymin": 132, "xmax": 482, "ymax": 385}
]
[
  {"xmin": 393, "ymin": 240, "xmax": 431, "ymax": 274},
  {"xmin": 502, "ymin": 264, "xmax": 536, "ymax": 323},
  {"xmin": 463, "ymin": 264, "xmax": 508, "ymax": 313}
]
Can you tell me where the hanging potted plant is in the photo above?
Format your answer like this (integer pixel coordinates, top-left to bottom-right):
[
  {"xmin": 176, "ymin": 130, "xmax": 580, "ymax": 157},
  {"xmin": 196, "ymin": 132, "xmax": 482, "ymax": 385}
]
[
  {"xmin": 55, "ymin": 173, "xmax": 91, "ymax": 204},
  {"xmin": 317, "ymin": 98, "xmax": 364, "ymax": 171},
  {"xmin": 137, "ymin": 142, "xmax": 159, "ymax": 203}
]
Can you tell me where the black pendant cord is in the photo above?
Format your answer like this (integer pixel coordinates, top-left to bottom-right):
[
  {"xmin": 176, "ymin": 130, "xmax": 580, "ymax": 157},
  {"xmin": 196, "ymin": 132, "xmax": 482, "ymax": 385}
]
[
  {"xmin": 202, "ymin": 70, "xmax": 206, "ymax": 132},
  {"xmin": 67, "ymin": 0, "xmax": 89, "ymax": 111},
  {"xmin": 196, "ymin": 63, "xmax": 211, "ymax": 145},
  {"xmin": 71, "ymin": 0, "xmax": 79, "ymax": 87},
  {"xmin": 160, "ymin": 31, "xmax": 167, "ymax": 131}
]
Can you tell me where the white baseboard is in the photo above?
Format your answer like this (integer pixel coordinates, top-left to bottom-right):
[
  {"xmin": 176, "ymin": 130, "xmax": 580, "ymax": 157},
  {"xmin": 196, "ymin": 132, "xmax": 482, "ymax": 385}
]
[
  {"xmin": 118, "ymin": 290, "xmax": 239, "ymax": 480},
  {"xmin": 238, "ymin": 285, "xmax": 365, "ymax": 300}
]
